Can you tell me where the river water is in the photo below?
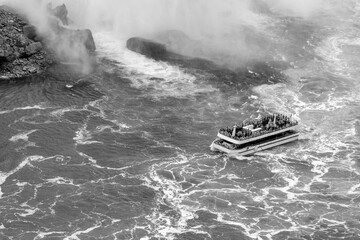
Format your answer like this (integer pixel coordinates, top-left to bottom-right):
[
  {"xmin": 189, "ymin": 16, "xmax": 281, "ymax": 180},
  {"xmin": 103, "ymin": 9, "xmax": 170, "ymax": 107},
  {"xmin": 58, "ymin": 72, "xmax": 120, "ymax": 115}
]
[{"xmin": 1, "ymin": 1, "xmax": 360, "ymax": 240}]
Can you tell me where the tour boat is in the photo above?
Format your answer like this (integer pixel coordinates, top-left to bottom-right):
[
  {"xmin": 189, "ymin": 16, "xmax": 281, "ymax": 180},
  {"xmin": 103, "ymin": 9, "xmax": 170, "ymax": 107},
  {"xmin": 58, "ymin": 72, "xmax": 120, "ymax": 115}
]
[{"xmin": 210, "ymin": 114, "xmax": 299, "ymax": 156}]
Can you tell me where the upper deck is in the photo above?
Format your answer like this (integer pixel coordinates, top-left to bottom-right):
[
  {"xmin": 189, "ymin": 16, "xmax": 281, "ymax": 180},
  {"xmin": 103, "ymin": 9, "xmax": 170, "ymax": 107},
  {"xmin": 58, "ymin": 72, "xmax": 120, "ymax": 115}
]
[
  {"xmin": 217, "ymin": 125, "xmax": 298, "ymax": 145},
  {"xmin": 217, "ymin": 113, "xmax": 298, "ymax": 145}
]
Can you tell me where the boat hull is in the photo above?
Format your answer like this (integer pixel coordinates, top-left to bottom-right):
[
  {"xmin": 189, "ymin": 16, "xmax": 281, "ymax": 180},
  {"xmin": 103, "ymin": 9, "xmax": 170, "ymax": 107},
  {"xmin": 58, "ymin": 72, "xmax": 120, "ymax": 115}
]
[{"xmin": 210, "ymin": 133, "xmax": 299, "ymax": 156}]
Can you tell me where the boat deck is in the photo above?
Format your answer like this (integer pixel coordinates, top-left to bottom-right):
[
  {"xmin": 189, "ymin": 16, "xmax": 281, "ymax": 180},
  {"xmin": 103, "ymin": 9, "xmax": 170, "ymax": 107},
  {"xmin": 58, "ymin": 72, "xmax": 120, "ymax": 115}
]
[
  {"xmin": 211, "ymin": 130, "xmax": 299, "ymax": 156},
  {"xmin": 217, "ymin": 125, "xmax": 298, "ymax": 145}
]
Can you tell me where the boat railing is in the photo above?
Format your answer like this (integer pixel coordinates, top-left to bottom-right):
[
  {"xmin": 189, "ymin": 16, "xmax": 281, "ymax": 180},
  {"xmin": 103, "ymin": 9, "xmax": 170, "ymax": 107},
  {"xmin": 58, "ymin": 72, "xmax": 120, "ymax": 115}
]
[
  {"xmin": 213, "ymin": 131, "xmax": 299, "ymax": 153},
  {"xmin": 218, "ymin": 124, "xmax": 298, "ymax": 145},
  {"xmin": 218, "ymin": 113, "xmax": 298, "ymax": 144}
]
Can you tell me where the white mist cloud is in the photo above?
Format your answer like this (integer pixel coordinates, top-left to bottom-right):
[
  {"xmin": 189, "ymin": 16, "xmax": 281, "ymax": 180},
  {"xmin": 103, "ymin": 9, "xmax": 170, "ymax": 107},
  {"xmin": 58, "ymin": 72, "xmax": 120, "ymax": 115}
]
[
  {"xmin": 52, "ymin": 0, "xmax": 261, "ymax": 38},
  {"xmin": 50, "ymin": 0, "xmax": 269, "ymax": 66},
  {"xmin": 267, "ymin": 0, "xmax": 325, "ymax": 18},
  {"xmin": 0, "ymin": 0, "xmax": 342, "ymax": 68}
]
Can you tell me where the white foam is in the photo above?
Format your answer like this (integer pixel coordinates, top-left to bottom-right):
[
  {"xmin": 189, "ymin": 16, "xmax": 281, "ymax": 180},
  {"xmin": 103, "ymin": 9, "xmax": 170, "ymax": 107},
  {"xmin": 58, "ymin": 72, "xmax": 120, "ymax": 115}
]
[
  {"xmin": 0, "ymin": 104, "xmax": 49, "ymax": 115},
  {"xmin": 18, "ymin": 206, "xmax": 37, "ymax": 217},
  {"xmin": 9, "ymin": 129, "xmax": 38, "ymax": 142},
  {"xmin": 140, "ymin": 155, "xmax": 212, "ymax": 239},
  {"xmin": 50, "ymin": 107, "xmax": 76, "ymax": 118},
  {"xmin": 315, "ymin": 34, "xmax": 358, "ymax": 79},
  {"xmin": 74, "ymin": 123, "xmax": 103, "ymax": 145},
  {"xmin": 253, "ymin": 83, "xmax": 304, "ymax": 115},
  {"xmin": 348, "ymin": 183, "xmax": 360, "ymax": 194},
  {"xmin": 35, "ymin": 231, "xmax": 67, "ymax": 240},
  {"xmin": 94, "ymin": 32, "xmax": 216, "ymax": 99},
  {"xmin": 63, "ymin": 224, "xmax": 102, "ymax": 240},
  {"xmin": 16, "ymin": 181, "xmax": 28, "ymax": 187},
  {"xmin": 315, "ymin": 31, "xmax": 360, "ymax": 104},
  {"xmin": 0, "ymin": 155, "xmax": 43, "ymax": 198},
  {"xmin": 46, "ymin": 177, "xmax": 74, "ymax": 185}
]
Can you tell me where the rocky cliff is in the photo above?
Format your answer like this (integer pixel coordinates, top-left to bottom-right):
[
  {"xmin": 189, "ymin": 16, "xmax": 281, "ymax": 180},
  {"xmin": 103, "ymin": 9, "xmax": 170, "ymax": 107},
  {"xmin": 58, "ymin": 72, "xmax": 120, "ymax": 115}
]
[
  {"xmin": 0, "ymin": 4, "xmax": 96, "ymax": 80},
  {"xmin": 0, "ymin": 6, "xmax": 53, "ymax": 79}
]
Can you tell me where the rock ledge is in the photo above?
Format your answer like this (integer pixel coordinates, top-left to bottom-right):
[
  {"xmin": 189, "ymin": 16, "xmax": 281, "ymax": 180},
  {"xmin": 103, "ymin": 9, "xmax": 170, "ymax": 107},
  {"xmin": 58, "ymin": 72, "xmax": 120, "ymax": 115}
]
[{"xmin": 0, "ymin": 6, "xmax": 53, "ymax": 79}]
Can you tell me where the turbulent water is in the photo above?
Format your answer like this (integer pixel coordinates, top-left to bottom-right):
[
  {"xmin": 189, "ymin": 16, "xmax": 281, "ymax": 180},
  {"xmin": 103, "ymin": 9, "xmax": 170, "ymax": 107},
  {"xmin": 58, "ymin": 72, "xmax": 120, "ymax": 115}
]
[{"xmin": 1, "ymin": 1, "xmax": 360, "ymax": 240}]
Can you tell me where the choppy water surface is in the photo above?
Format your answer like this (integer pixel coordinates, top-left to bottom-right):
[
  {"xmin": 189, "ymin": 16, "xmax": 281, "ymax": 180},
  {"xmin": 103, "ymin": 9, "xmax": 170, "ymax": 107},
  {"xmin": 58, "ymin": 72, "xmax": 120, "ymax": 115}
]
[{"xmin": 1, "ymin": 2, "xmax": 360, "ymax": 240}]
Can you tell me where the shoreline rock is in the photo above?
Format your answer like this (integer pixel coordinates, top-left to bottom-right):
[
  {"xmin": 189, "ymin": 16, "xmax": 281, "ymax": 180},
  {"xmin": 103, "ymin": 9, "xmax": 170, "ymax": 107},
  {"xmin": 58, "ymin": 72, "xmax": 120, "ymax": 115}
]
[
  {"xmin": 126, "ymin": 37, "xmax": 167, "ymax": 60},
  {"xmin": 46, "ymin": 3, "xmax": 96, "ymax": 55},
  {"xmin": 49, "ymin": 3, "xmax": 69, "ymax": 26},
  {"xmin": 0, "ymin": 3, "xmax": 97, "ymax": 80},
  {"xmin": 0, "ymin": 6, "xmax": 54, "ymax": 79}
]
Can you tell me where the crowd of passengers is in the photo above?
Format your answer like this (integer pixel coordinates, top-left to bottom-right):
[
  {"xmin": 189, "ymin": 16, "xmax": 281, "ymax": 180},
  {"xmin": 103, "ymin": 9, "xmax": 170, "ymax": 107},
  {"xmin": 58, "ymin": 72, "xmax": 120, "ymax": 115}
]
[{"xmin": 218, "ymin": 114, "xmax": 298, "ymax": 141}]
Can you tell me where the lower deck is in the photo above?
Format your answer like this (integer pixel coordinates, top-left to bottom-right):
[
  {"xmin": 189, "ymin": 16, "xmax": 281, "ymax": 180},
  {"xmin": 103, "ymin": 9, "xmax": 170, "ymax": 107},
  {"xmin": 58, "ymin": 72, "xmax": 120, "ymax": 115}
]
[{"xmin": 211, "ymin": 131, "xmax": 299, "ymax": 156}]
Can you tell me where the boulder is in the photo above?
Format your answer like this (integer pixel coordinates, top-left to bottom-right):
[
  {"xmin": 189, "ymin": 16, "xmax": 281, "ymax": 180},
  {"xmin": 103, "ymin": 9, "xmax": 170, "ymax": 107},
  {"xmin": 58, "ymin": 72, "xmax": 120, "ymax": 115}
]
[
  {"xmin": 0, "ymin": 3, "xmax": 96, "ymax": 80},
  {"xmin": 16, "ymin": 34, "xmax": 29, "ymax": 47},
  {"xmin": 55, "ymin": 27, "xmax": 96, "ymax": 53},
  {"xmin": 126, "ymin": 37, "xmax": 167, "ymax": 59},
  {"xmin": 0, "ymin": 44, "xmax": 12, "ymax": 58},
  {"xmin": 76, "ymin": 29, "xmax": 96, "ymax": 53},
  {"xmin": 25, "ymin": 42, "xmax": 42, "ymax": 56},
  {"xmin": 0, "ymin": 44, "xmax": 16, "ymax": 62},
  {"xmin": 0, "ymin": 7, "xmax": 52, "ymax": 79},
  {"xmin": 23, "ymin": 25, "xmax": 37, "ymax": 40},
  {"xmin": 52, "ymin": 4, "xmax": 69, "ymax": 25}
]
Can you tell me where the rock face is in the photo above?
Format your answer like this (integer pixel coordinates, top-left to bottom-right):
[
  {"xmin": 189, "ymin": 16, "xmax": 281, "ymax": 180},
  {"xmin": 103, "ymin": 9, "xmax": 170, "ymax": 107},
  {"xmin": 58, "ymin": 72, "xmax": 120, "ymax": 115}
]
[
  {"xmin": 0, "ymin": 3, "xmax": 97, "ymax": 80},
  {"xmin": 22, "ymin": 25, "xmax": 37, "ymax": 41},
  {"xmin": 54, "ymin": 27, "xmax": 96, "ymax": 53},
  {"xmin": 25, "ymin": 42, "xmax": 43, "ymax": 56},
  {"xmin": 45, "ymin": 4, "xmax": 96, "ymax": 60},
  {"xmin": 46, "ymin": 3, "xmax": 95, "ymax": 54},
  {"xmin": 78, "ymin": 29, "xmax": 96, "ymax": 53},
  {"xmin": 51, "ymin": 4, "xmax": 69, "ymax": 25},
  {"xmin": 126, "ymin": 37, "xmax": 167, "ymax": 60},
  {"xmin": 0, "ymin": 6, "xmax": 53, "ymax": 79}
]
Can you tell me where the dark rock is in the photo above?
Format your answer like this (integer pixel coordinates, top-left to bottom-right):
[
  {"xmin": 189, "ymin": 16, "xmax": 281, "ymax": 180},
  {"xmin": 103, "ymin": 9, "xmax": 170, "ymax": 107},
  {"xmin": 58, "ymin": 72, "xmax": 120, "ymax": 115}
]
[
  {"xmin": 18, "ymin": 47, "xmax": 26, "ymax": 58},
  {"xmin": 49, "ymin": 27, "xmax": 96, "ymax": 55},
  {"xmin": 25, "ymin": 42, "xmax": 42, "ymax": 56},
  {"xmin": 52, "ymin": 4, "xmax": 69, "ymax": 25},
  {"xmin": 23, "ymin": 25, "xmax": 37, "ymax": 40},
  {"xmin": 126, "ymin": 37, "xmax": 167, "ymax": 59},
  {"xmin": 0, "ymin": 7, "xmax": 52, "ymax": 79},
  {"xmin": 0, "ymin": 3, "xmax": 96, "ymax": 80},
  {"xmin": 0, "ymin": 44, "xmax": 12, "ymax": 58},
  {"xmin": 45, "ymin": 6, "xmax": 96, "ymax": 55},
  {"xmin": 28, "ymin": 66, "xmax": 37, "ymax": 73},
  {"xmin": 15, "ymin": 33, "xmax": 29, "ymax": 47},
  {"xmin": 76, "ymin": 29, "xmax": 96, "ymax": 53}
]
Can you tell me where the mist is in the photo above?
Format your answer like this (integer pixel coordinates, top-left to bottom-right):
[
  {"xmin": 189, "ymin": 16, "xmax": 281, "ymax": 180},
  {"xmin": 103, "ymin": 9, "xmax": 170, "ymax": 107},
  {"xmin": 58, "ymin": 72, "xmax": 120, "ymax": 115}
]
[
  {"xmin": 54, "ymin": 0, "xmax": 327, "ymax": 36},
  {"xmin": 51, "ymin": 0, "xmax": 332, "ymax": 67},
  {"xmin": 0, "ymin": 0, "xmax": 335, "ymax": 68},
  {"xmin": 267, "ymin": 0, "xmax": 325, "ymax": 18}
]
